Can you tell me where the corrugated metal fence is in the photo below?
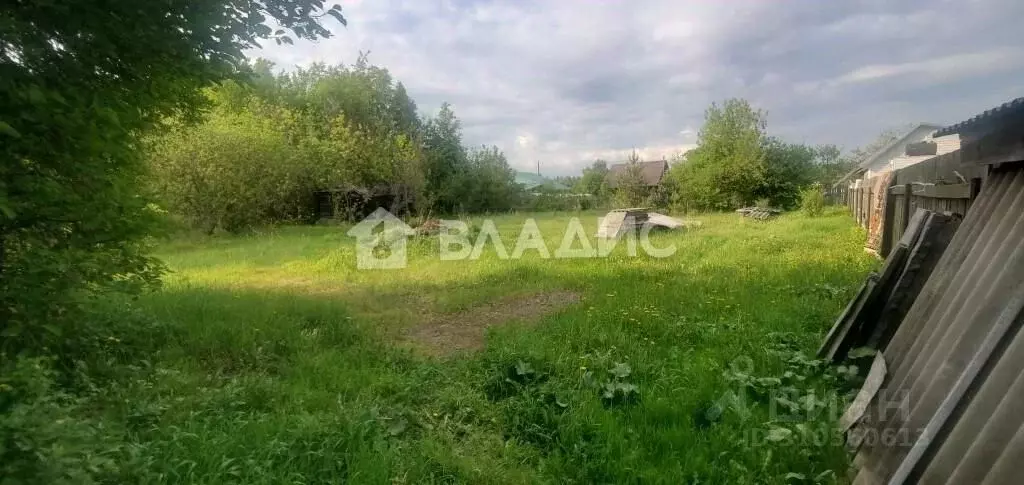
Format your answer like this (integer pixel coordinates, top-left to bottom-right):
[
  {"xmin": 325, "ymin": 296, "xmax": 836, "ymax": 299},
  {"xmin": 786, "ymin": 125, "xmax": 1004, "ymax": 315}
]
[{"xmin": 851, "ymin": 164, "xmax": 1024, "ymax": 485}]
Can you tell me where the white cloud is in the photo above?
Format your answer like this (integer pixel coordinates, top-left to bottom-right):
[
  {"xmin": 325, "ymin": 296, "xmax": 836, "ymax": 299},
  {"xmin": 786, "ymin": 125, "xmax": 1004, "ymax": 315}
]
[
  {"xmin": 835, "ymin": 48, "xmax": 1024, "ymax": 85},
  {"xmin": 251, "ymin": 0, "xmax": 1024, "ymax": 174}
]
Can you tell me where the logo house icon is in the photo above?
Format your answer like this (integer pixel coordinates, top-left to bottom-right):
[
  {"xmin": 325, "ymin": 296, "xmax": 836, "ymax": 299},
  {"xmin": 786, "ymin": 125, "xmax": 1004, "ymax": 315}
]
[{"xmin": 346, "ymin": 208, "xmax": 415, "ymax": 270}]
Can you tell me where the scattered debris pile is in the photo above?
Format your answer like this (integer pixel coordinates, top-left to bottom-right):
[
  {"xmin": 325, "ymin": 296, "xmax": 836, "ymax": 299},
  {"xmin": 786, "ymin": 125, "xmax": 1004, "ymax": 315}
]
[
  {"xmin": 646, "ymin": 212, "xmax": 685, "ymax": 229},
  {"xmin": 315, "ymin": 183, "xmax": 416, "ymax": 220},
  {"xmin": 596, "ymin": 208, "xmax": 647, "ymax": 238},
  {"xmin": 735, "ymin": 207, "xmax": 782, "ymax": 220},
  {"xmin": 596, "ymin": 208, "xmax": 689, "ymax": 238},
  {"xmin": 414, "ymin": 218, "xmax": 443, "ymax": 236}
]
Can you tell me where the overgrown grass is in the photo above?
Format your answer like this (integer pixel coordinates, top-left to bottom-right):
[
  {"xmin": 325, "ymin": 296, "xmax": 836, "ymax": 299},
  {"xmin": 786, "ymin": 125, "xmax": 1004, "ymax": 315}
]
[{"xmin": 53, "ymin": 208, "xmax": 876, "ymax": 483}]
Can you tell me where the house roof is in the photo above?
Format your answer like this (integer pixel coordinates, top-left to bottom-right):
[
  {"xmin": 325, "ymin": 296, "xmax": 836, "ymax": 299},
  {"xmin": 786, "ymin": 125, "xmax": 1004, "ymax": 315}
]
[
  {"xmin": 607, "ymin": 159, "xmax": 668, "ymax": 187},
  {"xmin": 856, "ymin": 123, "xmax": 943, "ymax": 171},
  {"xmin": 934, "ymin": 97, "xmax": 1024, "ymax": 137},
  {"xmin": 514, "ymin": 172, "xmax": 570, "ymax": 191},
  {"xmin": 832, "ymin": 123, "xmax": 942, "ymax": 188},
  {"xmin": 833, "ymin": 167, "xmax": 867, "ymax": 189}
]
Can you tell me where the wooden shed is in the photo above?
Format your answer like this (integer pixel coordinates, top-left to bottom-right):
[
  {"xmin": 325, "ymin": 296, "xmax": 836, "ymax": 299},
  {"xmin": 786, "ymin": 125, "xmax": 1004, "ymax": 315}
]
[{"xmin": 314, "ymin": 184, "xmax": 416, "ymax": 221}]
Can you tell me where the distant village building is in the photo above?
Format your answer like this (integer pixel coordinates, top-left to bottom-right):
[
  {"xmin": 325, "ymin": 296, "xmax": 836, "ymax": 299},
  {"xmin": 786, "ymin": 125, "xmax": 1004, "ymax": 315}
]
[
  {"xmin": 833, "ymin": 123, "xmax": 963, "ymax": 253},
  {"xmin": 834, "ymin": 123, "xmax": 962, "ymax": 190},
  {"xmin": 606, "ymin": 159, "xmax": 669, "ymax": 188}
]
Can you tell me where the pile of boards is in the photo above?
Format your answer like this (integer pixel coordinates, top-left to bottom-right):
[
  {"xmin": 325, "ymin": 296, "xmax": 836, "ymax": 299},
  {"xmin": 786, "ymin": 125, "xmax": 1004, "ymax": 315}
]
[{"xmin": 736, "ymin": 207, "xmax": 782, "ymax": 220}]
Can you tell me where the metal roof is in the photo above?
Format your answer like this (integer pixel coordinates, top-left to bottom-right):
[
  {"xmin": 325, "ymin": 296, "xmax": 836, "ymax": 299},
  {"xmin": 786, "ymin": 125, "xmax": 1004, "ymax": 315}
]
[
  {"xmin": 607, "ymin": 159, "xmax": 668, "ymax": 187},
  {"xmin": 934, "ymin": 97, "xmax": 1024, "ymax": 137}
]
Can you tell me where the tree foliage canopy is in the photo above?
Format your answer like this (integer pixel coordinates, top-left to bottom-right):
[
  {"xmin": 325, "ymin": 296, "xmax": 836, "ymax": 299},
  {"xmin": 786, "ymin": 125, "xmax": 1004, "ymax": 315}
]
[
  {"xmin": 669, "ymin": 99, "xmax": 767, "ymax": 210},
  {"xmin": 612, "ymin": 151, "xmax": 652, "ymax": 207},
  {"xmin": 147, "ymin": 60, "xmax": 519, "ymax": 228},
  {"xmin": 0, "ymin": 0, "xmax": 345, "ymax": 354},
  {"xmin": 667, "ymin": 98, "xmax": 864, "ymax": 211},
  {"xmin": 577, "ymin": 160, "xmax": 610, "ymax": 197}
]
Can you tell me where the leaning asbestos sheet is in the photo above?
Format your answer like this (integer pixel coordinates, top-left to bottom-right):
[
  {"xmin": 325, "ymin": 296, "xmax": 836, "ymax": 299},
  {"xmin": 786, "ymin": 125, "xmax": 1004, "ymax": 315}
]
[
  {"xmin": 595, "ymin": 211, "xmax": 627, "ymax": 239},
  {"xmin": 646, "ymin": 212, "xmax": 685, "ymax": 229},
  {"xmin": 852, "ymin": 166, "xmax": 1024, "ymax": 485}
]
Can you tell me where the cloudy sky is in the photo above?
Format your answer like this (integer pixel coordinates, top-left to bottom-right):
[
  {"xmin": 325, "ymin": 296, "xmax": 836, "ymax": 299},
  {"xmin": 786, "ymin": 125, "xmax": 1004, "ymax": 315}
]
[{"xmin": 254, "ymin": 0, "xmax": 1023, "ymax": 175}]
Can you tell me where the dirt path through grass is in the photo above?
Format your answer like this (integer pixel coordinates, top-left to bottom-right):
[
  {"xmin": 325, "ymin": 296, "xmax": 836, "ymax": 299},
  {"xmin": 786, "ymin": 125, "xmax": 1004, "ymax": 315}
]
[
  {"xmin": 109, "ymin": 208, "xmax": 875, "ymax": 483},
  {"xmin": 405, "ymin": 290, "xmax": 582, "ymax": 356}
]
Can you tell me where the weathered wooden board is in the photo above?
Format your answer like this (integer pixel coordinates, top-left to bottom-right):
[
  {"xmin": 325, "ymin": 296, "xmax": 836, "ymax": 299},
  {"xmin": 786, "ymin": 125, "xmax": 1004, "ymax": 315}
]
[
  {"xmin": 819, "ymin": 274, "xmax": 879, "ymax": 361},
  {"xmin": 868, "ymin": 212, "xmax": 959, "ymax": 350}
]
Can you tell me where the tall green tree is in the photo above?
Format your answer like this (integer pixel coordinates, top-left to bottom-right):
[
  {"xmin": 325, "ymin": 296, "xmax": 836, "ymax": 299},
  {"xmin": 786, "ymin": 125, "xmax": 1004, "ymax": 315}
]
[
  {"xmin": 0, "ymin": 1, "xmax": 344, "ymax": 351},
  {"xmin": 275, "ymin": 56, "xmax": 411, "ymax": 138},
  {"xmin": 422, "ymin": 103, "xmax": 468, "ymax": 211},
  {"xmin": 613, "ymin": 151, "xmax": 650, "ymax": 207},
  {"xmin": 681, "ymin": 99, "xmax": 765, "ymax": 209},
  {"xmin": 669, "ymin": 99, "xmax": 767, "ymax": 210},
  {"xmin": 577, "ymin": 160, "xmax": 610, "ymax": 197},
  {"xmin": 453, "ymin": 146, "xmax": 518, "ymax": 213},
  {"xmin": 149, "ymin": 61, "xmax": 431, "ymax": 231},
  {"xmin": 390, "ymin": 82, "xmax": 421, "ymax": 135},
  {"xmin": 758, "ymin": 138, "xmax": 816, "ymax": 209},
  {"xmin": 809, "ymin": 144, "xmax": 856, "ymax": 186}
]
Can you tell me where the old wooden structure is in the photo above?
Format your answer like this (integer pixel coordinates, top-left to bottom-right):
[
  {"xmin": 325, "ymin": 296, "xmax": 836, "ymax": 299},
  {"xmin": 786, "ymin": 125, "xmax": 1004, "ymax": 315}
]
[
  {"xmin": 846, "ymin": 149, "xmax": 985, "ymax": 257},
  {"xmin": 826, "ymin": 97, "xmax": 1024, "ymax": 484}
]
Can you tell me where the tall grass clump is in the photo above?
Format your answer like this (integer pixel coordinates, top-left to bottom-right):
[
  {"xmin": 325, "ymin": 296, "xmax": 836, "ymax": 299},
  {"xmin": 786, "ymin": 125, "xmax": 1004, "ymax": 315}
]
[{"xmin": 801, "ymin": 185, "xmax": 826, "ymax": 217}]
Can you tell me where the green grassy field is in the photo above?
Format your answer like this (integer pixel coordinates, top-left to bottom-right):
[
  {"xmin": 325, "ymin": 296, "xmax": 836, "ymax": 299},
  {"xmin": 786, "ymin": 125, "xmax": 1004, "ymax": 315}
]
[{"xmin": 100, "ymin": 208, "xmax": 875, "ymax": 483}]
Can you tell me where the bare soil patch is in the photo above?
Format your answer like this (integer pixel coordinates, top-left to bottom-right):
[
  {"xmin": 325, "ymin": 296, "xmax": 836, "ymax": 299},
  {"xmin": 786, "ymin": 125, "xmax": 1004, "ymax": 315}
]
[{"xmin": 406, "ymin": 290, "xmax": 581, "ymax": 357}]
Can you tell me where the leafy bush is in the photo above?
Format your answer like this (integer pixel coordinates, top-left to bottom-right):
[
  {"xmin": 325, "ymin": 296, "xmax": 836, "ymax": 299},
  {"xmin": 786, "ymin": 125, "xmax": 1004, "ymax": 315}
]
[
  {"xmin": 667, "ymin": 99, "xmax": 847, "ymax": 212},
  {"xmin": 148, "ymin": 102, "xmax": 314, "ymax": 233},
  {"xmin": 1, "ymin": 0, "xmax": 344, "ymax": 368},
  {"xmin": 516, "ymin": 194, "xmax": 598, "ymax": 212},
  {"xmin": 147, "ymin": 64, "xmax": 522, "ymax": 230},
  {"xmin": 669, "ymin": 99, "xmax": 767, "ymax": 211},
  {"xmin": 450, "ymin": 146, "xmax": 520, "ymax": 213},
  {"xmin": 0, "ymin": 357, "xmax": 124, "ymax": 485},
  {"xmin": 801, "ymin": 186, "xmax": 826, "ymax": 217}
]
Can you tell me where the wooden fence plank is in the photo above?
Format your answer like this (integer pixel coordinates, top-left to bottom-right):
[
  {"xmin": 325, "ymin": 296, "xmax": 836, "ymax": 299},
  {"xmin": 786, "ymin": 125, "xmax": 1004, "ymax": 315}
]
[{"xmin": 913, "ymin": 183, "xmax": 972, "ymax": 199}]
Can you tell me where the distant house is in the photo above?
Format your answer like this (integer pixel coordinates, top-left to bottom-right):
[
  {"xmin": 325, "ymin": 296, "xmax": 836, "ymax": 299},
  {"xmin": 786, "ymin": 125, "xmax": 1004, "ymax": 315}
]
[
  {"xmin": 834, "ymin": 123, "xmax": 961, "ymax": 190},
  {"xmin": 514, "ymin": 172, "xmax": 570, "ymax": 192},
  {"xmin": 835, "ymin": 123, "xmax": 962, "ymax": 246},
  {"xmin": 606, "ymin": 159, "xmax": 669, "ymax": 188}
]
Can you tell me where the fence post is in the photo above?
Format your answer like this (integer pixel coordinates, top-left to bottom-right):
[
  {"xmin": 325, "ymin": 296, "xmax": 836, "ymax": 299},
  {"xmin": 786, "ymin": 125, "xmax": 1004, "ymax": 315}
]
[
  {"xmin": 881, "ymin": 187, "xmax": 896, "ymax": 256},
  {"xmin": 854, "ymin": 188, "xmax": 859, "ymax": 220},
  {"xmin": 902, "ymin": 183, "xmax": 912, "ymax": 233},
  {"xmin": 866, "ymin": 187, "xmax": 873, "ymax": 229},
  {"xmin": 969, "ymin": 177, "xmax": 982, "ymax": 210},
  {"xmin": 859, "ymin": 187, "xmax": 865, "ymax": 224}
]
